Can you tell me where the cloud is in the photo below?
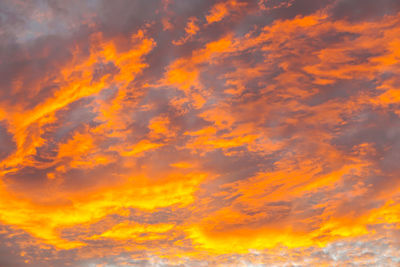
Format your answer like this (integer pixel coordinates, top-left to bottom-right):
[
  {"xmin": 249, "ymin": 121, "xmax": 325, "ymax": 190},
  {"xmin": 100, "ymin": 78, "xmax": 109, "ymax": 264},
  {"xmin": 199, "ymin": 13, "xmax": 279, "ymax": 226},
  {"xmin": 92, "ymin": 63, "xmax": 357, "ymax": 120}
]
[
  {"xmin": 0, "ymin": 0, "xmax": 400, "ymax": 266},
  {"xmin": 331, "ymin": 0, "xmax": 400, "ymax": 21}
]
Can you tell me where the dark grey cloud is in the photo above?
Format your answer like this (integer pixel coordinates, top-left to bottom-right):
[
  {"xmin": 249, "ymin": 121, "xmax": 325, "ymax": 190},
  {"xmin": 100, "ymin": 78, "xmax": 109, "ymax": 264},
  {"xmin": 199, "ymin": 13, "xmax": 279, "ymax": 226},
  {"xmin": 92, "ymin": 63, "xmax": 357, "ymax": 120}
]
[
  {"xmin": 0, "ymin": 121, "xmax": 16, "ymax": 160},
  {"xmin": 331, "ymin": 0, "xmax": 400, "ymax": 21}
]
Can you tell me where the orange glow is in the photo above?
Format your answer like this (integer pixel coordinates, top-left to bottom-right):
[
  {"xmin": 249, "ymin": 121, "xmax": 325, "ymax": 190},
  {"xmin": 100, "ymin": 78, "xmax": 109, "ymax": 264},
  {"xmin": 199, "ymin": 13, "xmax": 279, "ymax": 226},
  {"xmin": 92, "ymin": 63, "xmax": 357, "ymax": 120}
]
[{"xmin": 1, "ymin": 1, "xmax": 400, "ymax": 266}]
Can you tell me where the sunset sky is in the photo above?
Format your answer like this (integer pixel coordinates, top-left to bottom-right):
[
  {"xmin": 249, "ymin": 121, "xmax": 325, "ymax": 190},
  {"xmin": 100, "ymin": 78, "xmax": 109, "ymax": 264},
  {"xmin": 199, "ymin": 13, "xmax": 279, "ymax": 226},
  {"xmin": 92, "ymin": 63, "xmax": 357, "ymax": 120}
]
[{"xmin": 1, "ymin": 0, "xmax": 400, "ymax": 266}]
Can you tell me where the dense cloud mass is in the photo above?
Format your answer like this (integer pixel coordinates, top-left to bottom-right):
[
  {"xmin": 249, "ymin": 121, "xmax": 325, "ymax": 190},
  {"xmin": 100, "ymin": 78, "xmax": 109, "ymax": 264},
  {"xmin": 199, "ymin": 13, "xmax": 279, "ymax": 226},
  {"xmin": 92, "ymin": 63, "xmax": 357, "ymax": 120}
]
[{"xmin": 1, "ymin": 0, "xmax": 400, "ymax": 266}]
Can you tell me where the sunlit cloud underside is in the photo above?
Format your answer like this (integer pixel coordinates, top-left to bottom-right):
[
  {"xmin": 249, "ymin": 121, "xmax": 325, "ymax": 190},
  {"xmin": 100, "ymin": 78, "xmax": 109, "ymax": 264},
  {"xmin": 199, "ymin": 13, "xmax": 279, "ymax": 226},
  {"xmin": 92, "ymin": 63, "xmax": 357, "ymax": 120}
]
[{"xmin": 1, "ymin": 0, "xmax": 400, "ymax": 266}]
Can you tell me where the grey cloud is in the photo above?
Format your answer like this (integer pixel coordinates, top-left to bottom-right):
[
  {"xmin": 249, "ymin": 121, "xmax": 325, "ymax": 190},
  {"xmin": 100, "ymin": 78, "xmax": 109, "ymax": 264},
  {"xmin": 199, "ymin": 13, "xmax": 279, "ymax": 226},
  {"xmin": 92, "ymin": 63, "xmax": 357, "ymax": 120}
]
[
  {"xmin": 0, "ymin": 121, "xmax": 16, "ymax": 160},
  {"xmin": 331, "ymin": 0, "xmax": 400, "ymax": 21}
]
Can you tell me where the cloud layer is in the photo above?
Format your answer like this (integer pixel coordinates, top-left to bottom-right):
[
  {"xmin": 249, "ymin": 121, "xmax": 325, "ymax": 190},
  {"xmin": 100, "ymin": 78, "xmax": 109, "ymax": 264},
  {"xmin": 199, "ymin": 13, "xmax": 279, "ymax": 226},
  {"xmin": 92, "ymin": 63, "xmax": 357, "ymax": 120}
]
[{"xmin": 1, "ymin": 0, "xmax": 400, "ymax": 266}]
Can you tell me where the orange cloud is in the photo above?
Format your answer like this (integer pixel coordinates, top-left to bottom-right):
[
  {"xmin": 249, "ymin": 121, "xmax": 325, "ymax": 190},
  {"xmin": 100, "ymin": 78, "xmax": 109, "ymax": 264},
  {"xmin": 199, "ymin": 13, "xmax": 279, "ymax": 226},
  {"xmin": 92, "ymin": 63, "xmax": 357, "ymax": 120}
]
[{"xmin": 1, "ymin": 0, "xmax": 400, "ymax": 266}]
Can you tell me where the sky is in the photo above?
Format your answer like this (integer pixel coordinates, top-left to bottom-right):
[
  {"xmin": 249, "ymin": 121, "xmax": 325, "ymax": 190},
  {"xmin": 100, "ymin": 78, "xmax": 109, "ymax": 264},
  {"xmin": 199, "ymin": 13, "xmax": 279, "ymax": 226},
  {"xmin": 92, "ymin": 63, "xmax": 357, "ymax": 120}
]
[{"xmin": 0, "ymin": 0, "xmax": 400, "ymax": 266}]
